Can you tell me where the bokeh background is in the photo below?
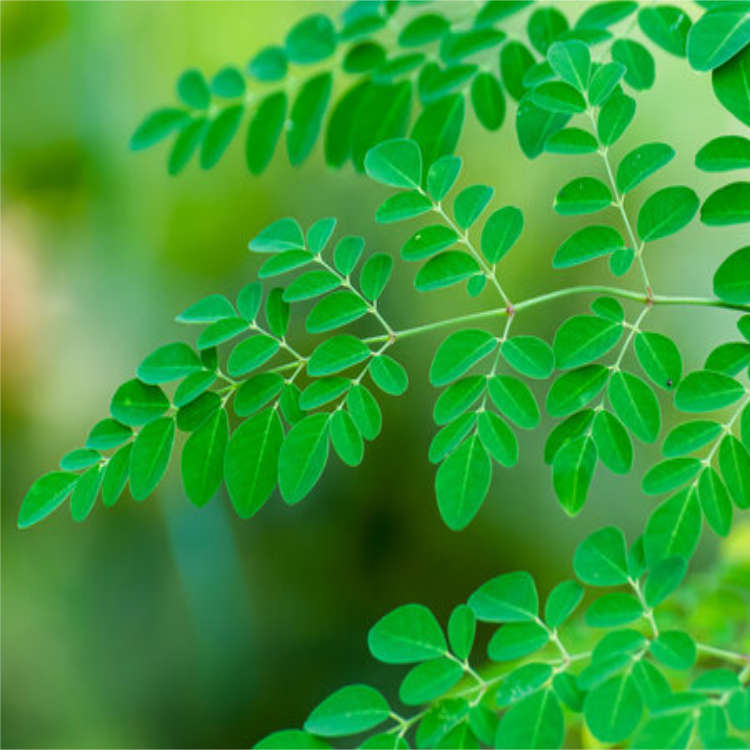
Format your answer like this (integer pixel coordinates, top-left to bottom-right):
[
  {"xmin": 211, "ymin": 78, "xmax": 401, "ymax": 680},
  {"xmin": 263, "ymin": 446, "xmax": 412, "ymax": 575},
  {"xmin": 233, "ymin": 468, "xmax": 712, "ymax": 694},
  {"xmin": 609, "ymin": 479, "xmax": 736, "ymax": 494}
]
[{"xmin": 2, "ymin": 2, "xmax": 748, "ymax": 747}]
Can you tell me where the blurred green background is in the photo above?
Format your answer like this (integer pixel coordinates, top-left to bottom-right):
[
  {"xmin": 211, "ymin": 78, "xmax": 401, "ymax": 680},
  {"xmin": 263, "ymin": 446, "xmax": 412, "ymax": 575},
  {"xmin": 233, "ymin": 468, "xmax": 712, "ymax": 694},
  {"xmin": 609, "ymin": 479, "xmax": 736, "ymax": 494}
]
[{"xmin": 2, "ymin": 2, "xmax": 748, "ymax": 747}]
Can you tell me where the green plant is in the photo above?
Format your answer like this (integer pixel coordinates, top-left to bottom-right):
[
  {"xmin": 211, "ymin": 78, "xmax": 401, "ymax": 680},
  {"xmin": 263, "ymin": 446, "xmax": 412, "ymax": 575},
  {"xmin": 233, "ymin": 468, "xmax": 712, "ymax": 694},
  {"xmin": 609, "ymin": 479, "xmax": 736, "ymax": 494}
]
[{"xmin": 17, "ymin": 1, "xmax": 750, "ymax": 747}]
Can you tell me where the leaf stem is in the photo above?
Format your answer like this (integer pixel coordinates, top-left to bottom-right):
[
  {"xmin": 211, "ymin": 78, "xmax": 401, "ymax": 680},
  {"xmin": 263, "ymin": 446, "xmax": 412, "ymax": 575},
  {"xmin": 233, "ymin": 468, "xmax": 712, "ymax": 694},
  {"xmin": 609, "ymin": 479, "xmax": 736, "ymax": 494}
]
[{"xmin": 696, "ymin": 642, "xmax": 750, "ymax": 665}]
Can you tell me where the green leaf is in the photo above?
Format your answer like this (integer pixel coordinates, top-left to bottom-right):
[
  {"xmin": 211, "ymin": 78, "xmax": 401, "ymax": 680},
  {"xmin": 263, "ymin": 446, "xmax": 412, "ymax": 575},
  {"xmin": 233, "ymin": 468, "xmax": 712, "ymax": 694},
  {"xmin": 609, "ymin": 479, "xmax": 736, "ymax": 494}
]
[
  {"xmin": 398, "ymin": 12, "xmax": 450, "ymax": 46},
  {"xmin": 728, "ymin": 688, "xmax": 750, "ymax": 730},
  {"xmin": 588, "ymin": 62, "xmax": 626, "ymax": 106},
  {"xmin": 177, "ymin": 391, "xmax": 220, "ymax": 432},
  {"xmin": 516, "ymin": 94, "xmax": 570, "ymax": 159},
  {"xmin": 500, "ymin": 41, "xmax": 535, "ymax": 101},
  {"xmin": 713, "ymin": 44, "xmax": 750, "ymax": 126},
  {"xmin": 434, "ymin": 376, "xmax": 485, "ymax": 425},
  {"xmin": 616, "ymin": 142, "xmax": 675, "ymax": 194},
  {"xmin": 496, "ymin": 663, "xmax": 553, "ymax": 708},
  {"xmin": 701, "ymin": 181, "xmax": 750, "ymax": 225},
  {"xmin": 86, "ymin": 418, "xmax": 131, "ymax": 451},
  {"xmin": 592, "ymin": 629, "xmax": 646, "ymax": 664},
  {"xmin": 167, "ymin": 117, "xmax": 207, "ymax": 175},
  {"xmin": 304, "ymin": 684, "xmax": 389, "ymax": 737},
  {"xmin": 246, "ymin": 92, "xmax": 287, "ymax": 175},
  {"xmin": 181, "ymin": 408, "xmax": 228, "ymax": 507},
  {"xmin": 430, "ymin": 330, "xmax": 497, "ymax": 387},
  {"xmin": 177, "ymin": 69, "xmax": 210, "ymax": 109},
  {"xmin": 369, "ymin": 355, "xmax": 408, "ymax": 396},
  {"xmin": 477, "ymin": 411, "xmax": 518, "ymax": 467},
  {"xmin": 697, "ymin": 466, "xmax": 733, "ymax": 535},
  {"xmin": 18, "ymin": 472, "xmax": 78, "ymax": 528},
  {"xmin": 375, "ymin": 190, "xmax": 433, "ymax": 223},
  {"xmin": 129, "ymin": 417, "xmax": 175, "ymax": 501},
  {"xmin": 609, "ymin": 247, "xmax": 635, "ymax": 276},
  {"xmin": 410, "ymin": 94, "xmax": 464, "ymax": 180},
  {"xmin": 700, "ymin": 705, "xmax": 728, "ymax": 746},
  {"xmin": 279, "ymin": 385, "xmax": 305, "ymax": 426},
  {"xmin": 631, "ymin": 660, "xmax": 671, "ymax": 710},
  {"xmin": 196, "ymin": 317, "xmax": 248, "ymax": 349},
  {"xmin": 454, "ymin": 185, "xmax": 493, "ymax": 230},
  {"xmin": 719, "ymin": 434, "xmax": 750, "ymax": 508},
  {"xmin": 436, "ymin": 435, "xmax": 492, "ymax": 530},
  {"xmin": 265, "ymin": 288, "xmax": 289, "ymax": 339},
  {"xmin": 714, "ymin": 246, "xmax": 750, "ymax": 303},
  {"xmin": 248, "ymin": 46, "xmax": 287, "ymax": 82},
  {"xmin": 110, "ymin": 379, "xmax": 169, "ymax": 427},
  {"xmin": 634, "ymin": 331, "xmax": 682, "ymax": 390},
  {"xmin": 642, "ymin": 457, "xmax": 701, "ymax": 494},
  {"xmin": 501, "ymin": 336, "xmax": 553, "ymax": 379},
  {"xmin": 306, "ymin": 291, "xmax": 368, "ymax": 333},
  {"xmin": 545, "ymin": 126, "xmax": 598, "ymax": 154},
  {"xmin": 692, "ymin": 669, "xmax": 740, "ymax": 693},
  {"xmin": 592, "ymin": 410, "xmax": 633, "ymax": 474},
  {"xmin": 250, "ymin": 218, "xmax": 305, "ymax": 253},
  {"xmin": 448, "ymin": 604, "xmax": 476, "ymax": 661},
  {"xmin": 488, "ymin": 375, "xmax": 540, "ymax": 429},
  {"xmin": 324, "ymin": 81, "xmax": 369, "ymax": 169},
  {"xmin": 130, "ymin": 108, "xmax": 189, "ymax": 150},
  {"xmin": 554, "ymin": 177, "xmax": 612, "ymax": 215},
  {"xmin": 575, "ymin": 526, "xmax": 629, "ymax": 586},
  {"xmin": 597, "ymin": 90, "xmax": 636, "ymax": 145},
  {"xmin": 360, "ymin": 253, "xmax": 393, "ymax": 302},
  {"xmin": 705, "ymin": 341, "xmax": 750, "ymax": 375},
  {"xmin": 287, "ymin": 72, "xmax": 332, "ymax": 166},
  {"xmin": 415, "ymin": 252, "xmax": 481, "ymax": 291},
  {"xmin": 553, "ymin": 225, "xmax": 625, "ymax": 268},
  {"xmin": 638, "ymin": 6, "xmax": 691, "ymax": 57},
  {"xmin": 101, "ymin": 443, "xmax": 132, "ymax": 507},
  {"xmin": 234, "ymin": 373, "xmax": 284, "ymax": 417},
  {"xmin": 365, "ymin": 138, "xmax": 422, "ymax": 189},
  {"xmin": 651, "ymin": 630, "xmax": 697, "ymax": 670},
  {"xmin": 527, "ymin": 6, "xmax": 569, "ymax": 54},
  {"xmin": 612, "ymin": 39, "xmax": 655, "ymax": 90},
  {"xmin": 584, "ymin": 672, "xmax": 642, "ymax": 743},
  {"xmin": 577, "ymin": 1, "xmax": 637, "ymax": 28},
  {"xmin": 308, "ymin": 335, "xmax": 370, "ymax": 377},
  {"xmin": 696, "ymin": 135, "xmax": 750, "ymax": 171},
  {"xmin": 426, "ymin": 155, "xmax": 462, "ymax": 203},
  {"xmin": 254, "ymin": 730, "xmax": 329, "ymax": 749},
  {"xmin": 211, "ymin": 66, "xmax": 245, "ymax": 98},
  {"xmin": 278, "ymin": 413, "xmax": 330, "ymax": 505},
  {"xmin": 69, "ymin": 464, "xmax": 102, "ymax": 522},
  {"xmin": 334, "ymin": 235, "xmax": 365, "ymax": 276},
  {"xmin": 415, "ymin": 698, "xmax": 471, "ymax": 748},
  {"xmin": 674, "ymin": 369, "xmax": 744, "ymax": 412},
  {"xmin": 546, "ymin": 365, "xmax": 608, "ymax": 416},
  {"xmin": 176, "ymin": 293, "xmax": 234, "ymax": 324},
  {"xmin": 283, "ymin": 270, "xmax": 339, "ymax": 303},
  {"xmin": 299, "ymin": 378, "xmax": 350, "ymax": 410},
  {"xmin": 532, "ymin": 80, "xmax": 586, "ymax": 113},
  {"xmin": 496, "ymin": 689, "xmax": 564, "ymax": 749},
  {"xmin": 586, "ymin": 592, "xmax": 643, "ymax": 627},
  {"xmin": 631, "ymin": 713, "xmax": 695, "ymax": 749},
  {"xmin": 609, "ymin": 371, "xmax": 661, "ymax": 443},
  {"xmin": 645, "ymin": 556, "xmax": 687, "ymax": 607},
  {"xmin": 368, "ymin": 603, "xmax": 447, "ymax": 664},
  {"xmin": 637, "ymin": 186, "xmax": 700, "ymax": 241},
  {"xmin": 227, "ymin": 336, "xmax": 279, "ymax": 378},
  {"xmin": 662, "ymin": 419, "xmax": 721, "ymax": 457},
  {"xmin": 686, "ymin": 4, "xmax": 750, "ymax": 71},
  {"xmin": 225, "ymin": 408, "xmax": 283, "ymax": 518},
  {"xmin": 236, "ymin": 283, "xmax": 263, "ymax": 321},
  {"xmin": 593, "ymin": 297, "xmax": 625, "ymax": 323},
  {"xmin": 200, "ymin": 105, "xmax": 243, "ymax": 169},
  {"xmin": 285, "ymin": 14, "xmax": 336, "ymax": 64},
  {"xmin": 488, "ymin": 621, "xmax": 549, "ymax": 661},
  {"xmin": 644, "ymin": 488, "xmax": 702, "ymax": 564},
  {"xmin": 553, "ymin": 672, "xmax": 585, "ymax": 712},
  {"xmin": 347, "ymin": 385, "xmax": 382, "ymax": 441},
  {"xmin": 400, "ymin": 658, "xmax": 463, "ymax": 707},
  {"xmin": 548, "ymin": 40, "xmax": 591, "ymax": 90},
  {"xmin": 554, "ymin": 315, "xmax": 622, "ymax": 369},
  {"xmin": 60, "ymin": 448, "xmax": 100, "ymax": 472},
  {"xmin": 468, "ymin": 571, "xmax": 538, "ymax": 622},
  {"xmin": 330, "ymin": 410, "xmax": 364, "ymax": 467},
  {"xmin": 544, "ymin": 580, "xmax": 584, "ymax": 628},
  {"xmin": 471, "ymin": 72, "xmax": 505, "ymax": 131},
  {"xmin": 343, "ymin": 41, "xmax": 385, "ymax": 74},
  {"xmin": 481, "ymin": 206, "xmax": 523, "ymax": 264},
  {"xmin": 403, "ymin": 225, "xmax": 459, "ymax": 262}
]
